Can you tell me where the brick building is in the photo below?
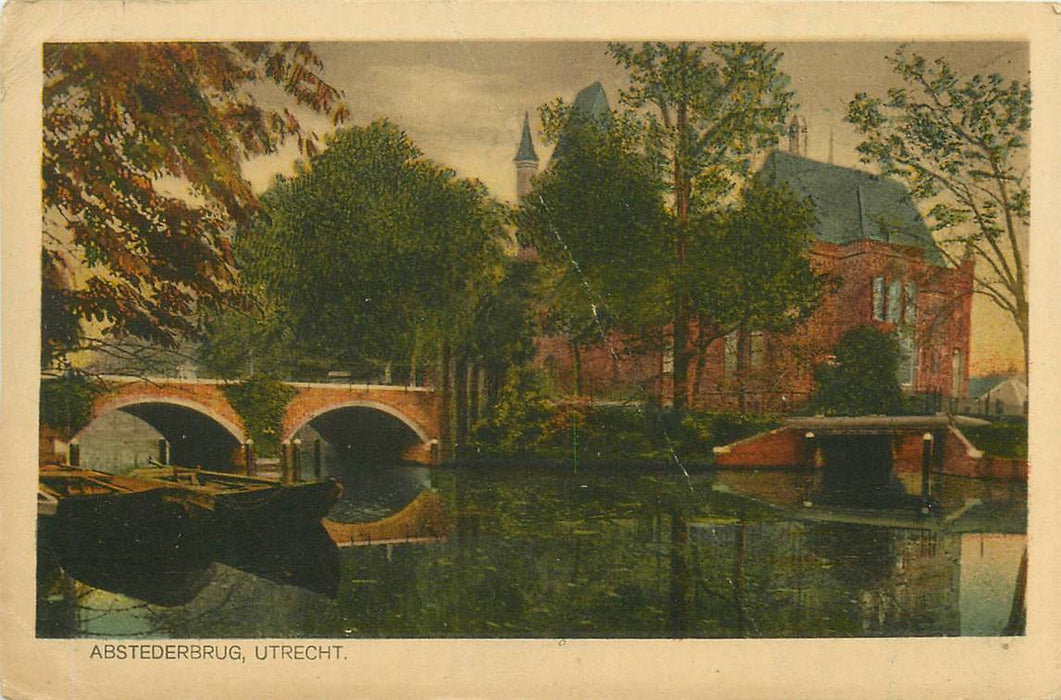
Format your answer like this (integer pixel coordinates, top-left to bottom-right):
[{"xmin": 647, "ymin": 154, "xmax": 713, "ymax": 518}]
[{"xmin": 516, "ymin": 86, "xmax": 974, "ymax": 412}]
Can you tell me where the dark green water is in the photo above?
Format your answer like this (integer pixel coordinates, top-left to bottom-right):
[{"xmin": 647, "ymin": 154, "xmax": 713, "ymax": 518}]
[{"xmin": 37, "ymin": 464, "xmax": 1026, "ymax": 638}]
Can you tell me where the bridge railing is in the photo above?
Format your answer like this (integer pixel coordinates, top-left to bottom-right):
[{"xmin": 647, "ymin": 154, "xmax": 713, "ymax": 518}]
[{"xmin": 41, "ymin": 374, "xmax": 437, "ymax": 393}]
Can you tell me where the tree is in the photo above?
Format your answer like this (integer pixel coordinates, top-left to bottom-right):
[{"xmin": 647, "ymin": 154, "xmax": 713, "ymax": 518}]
[
  {"xmin": 688, "ymin": 179, "xmax": 828, "ymax": 408},
  {"xmin": 810, "ymin": 325, "xmax": 903, "ymax": 416},
  {"xmin": 237, "ymin": 120, "xmax": 506, "ymax": 382},
  {"xmin": 42, "ymin": 42, "xmax": 349, "ymax": 368},
  {"xmin": 515, "ymin": 104, "xmax": 670, "ymax": 395},
  {"xmin": 607, "ymin": 42, "xmax": 795, "ymax": 410},
  {"xmin": 846, "ymin": 47, "xmax": 1030, "ymax": 374},
  {"xmin": 467, "ymin": 259, "xmax": 542, "ymax": 406}
]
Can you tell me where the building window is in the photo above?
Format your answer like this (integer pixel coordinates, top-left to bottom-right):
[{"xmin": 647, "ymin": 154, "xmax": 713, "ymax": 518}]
[
  {"xmin": 951, "ymin": 349, "xmax": 964, "ymax": 397},
  {"xmin": 872, "ymin": 277, "xmax": 885, "ymax": 321},
  {"xmin": 887, "ymin": 279, "xmax": 903, "ymax": 323},
  {"xmin": 903, "ymin": 281, "xmax": 917, "ymax": 325}
]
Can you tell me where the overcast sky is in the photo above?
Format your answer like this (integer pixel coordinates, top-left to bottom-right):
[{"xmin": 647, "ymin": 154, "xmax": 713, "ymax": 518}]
[{"xmin": 243, "ymin": 41, "xmax": 1029, "ymax": 375}]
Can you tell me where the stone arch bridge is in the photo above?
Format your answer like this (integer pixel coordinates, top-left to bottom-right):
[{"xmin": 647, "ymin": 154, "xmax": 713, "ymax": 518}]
[{"xmin": 49, "ymin": 376, "xmax": 442, "ymax": 468}]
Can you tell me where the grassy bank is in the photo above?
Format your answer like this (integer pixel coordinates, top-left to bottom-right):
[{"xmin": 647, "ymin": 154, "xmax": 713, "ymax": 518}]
[
  {"xmin": 465, "ymin": 401, "xmax": 781, "ymax": 468},
  {"xmin": 962, "ymin": 418, "xmax": 1028, "ymax": 459}
]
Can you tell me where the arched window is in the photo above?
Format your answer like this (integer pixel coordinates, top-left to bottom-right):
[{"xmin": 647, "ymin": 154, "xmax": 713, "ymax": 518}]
[
  {"xmin": 951, "ymin": 350, "xmax": 965, "ymax": 397},
  {"xmin": 887, "ymin": 279, "xmax": 903, "ymax": 322}
]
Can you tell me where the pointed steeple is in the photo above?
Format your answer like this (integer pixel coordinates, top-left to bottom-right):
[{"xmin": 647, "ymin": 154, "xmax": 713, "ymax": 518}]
[{"xmin": 514, "ymin": 112, "xmax": 538, "ymax": 164}]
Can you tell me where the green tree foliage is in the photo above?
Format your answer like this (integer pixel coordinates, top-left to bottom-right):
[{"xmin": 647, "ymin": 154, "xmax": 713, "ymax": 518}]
[
  {"xmin": 470, "ymin": 366, "xmax": 556, "ymax": 458},
  {"xmin": 689, "ymin": 179, "xmax": 829, "ymax": 405},
  {"xmin": 810, "ymin": 325, "xmax": 903, "ymax": 415},
  {"xmin": 468, "ymin": 260, "xmax": 542, "ymax": 401},
  {"xmin": 237, "ymin": 120, "xmax": 506, "ymax": 377},
  {"xmin": 39, "ymin": 374, "xmax": 102, "ymax": 434},
  {"xmin": 847, "ymin": 47, "xmax": 1030, "ymax": 372},
  {"xmin": 515, "ymin": 104, "xmax": 670, "ymax": 394},
  {"xmin": 195, "ymin": 299, "xmax": 305, "ymax": 379},
  {"xmin": 607, "ymin": 42, "xmax": 794, "ymax": 410},
  {"xmin": 42, "ymin": 42, "xmax": 348, "ymax": 368}
]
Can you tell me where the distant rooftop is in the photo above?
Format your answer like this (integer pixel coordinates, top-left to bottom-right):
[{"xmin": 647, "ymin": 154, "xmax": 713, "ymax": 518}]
[
  {"xmin": 571, "ymin": 81, "xmax": 611, "ymax": 122},
  {"xmin": 761, "ymin": 150, "xmax": 945, "ymax": 266},
  {"xmin": 551, "ymin": 81, "xmax": 612, "ymax": 163}
]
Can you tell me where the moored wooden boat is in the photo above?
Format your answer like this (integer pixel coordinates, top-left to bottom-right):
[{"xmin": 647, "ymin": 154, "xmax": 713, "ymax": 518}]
[
  {"xmin": 37, "ymin": 464, "xmax": 214, "ymax": 569},
  {"xmin": 127, "ymin": 465, "xmax": 343, "ymax": 520},
  {"xmin": 128, "ymin": 465, "xmax": 343, "ymax": 550}
]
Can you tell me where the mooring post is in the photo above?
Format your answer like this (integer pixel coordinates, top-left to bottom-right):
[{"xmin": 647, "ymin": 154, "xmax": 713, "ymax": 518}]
[
  {"xmin": 920, "ymin": 432, "xmax": 933, "ymax": 514},
  {"xmin": 244, "ymin": 439, "xmax": 256, "ymax": 477},
  {"xmin": 158, "ymin": 438, "xmax": 170, "ymax": 465},
  {"xmin": 314, "ymin": 439, "xmax": 322, "ymax": 480},
  {"xmin": 67, "ymin": 439, "xmax": 80, "ymax": 467},
  {"xmin": 933, "ymin": 429, "xmax": 945, "ymax": 472},
  {"xmin": 280, "ymin": 439, "xmax": 291, "ymax": 484},
  {"xmin": 802, "ymin": 432, "xmax": 817, "ymax": 507},
  {"xmin": 292, "ymin": 438, "xmax": 302, "ymax": 482},
  {"xmin": 803, "ymin": 431, "xmax": 817, "ymax": 468}
]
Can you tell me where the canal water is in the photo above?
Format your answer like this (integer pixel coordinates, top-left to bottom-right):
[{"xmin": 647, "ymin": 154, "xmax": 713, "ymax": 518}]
[{"xmin": 37, "ymin": 464, "xmax": 1026, "ymax": 639}]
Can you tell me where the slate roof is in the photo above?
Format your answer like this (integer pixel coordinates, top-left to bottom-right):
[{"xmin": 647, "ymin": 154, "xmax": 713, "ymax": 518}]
[
  {"xmin": 514, "ymin": 112, "xmax": 538, "ymax": 163},
  {"xmin": 761, "ymin": 150, "xmax": 945, "ymax": 266},
  {"xmin": 974, "ymin": 377, "xmax": 1028, "ymax": 404},
  {"xmin": 550, "ymin": 81, "xmax": 612, "ymax": 163},
  {"xmin": 571, "ymin": 81, "xmax": 611, "ymax": 122}
]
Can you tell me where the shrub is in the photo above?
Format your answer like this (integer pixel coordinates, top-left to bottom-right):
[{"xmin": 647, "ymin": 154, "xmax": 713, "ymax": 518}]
[
  {"xmin": 220, "ymin": 375, "xmax": 297, "ymax": 455},
  {"xmin": 809, "ymin": 325, "xmax": 903, "ymax": 415},
  {"xmin": 469, "ymin": 366, "xmax": 556, "ymax": 458},
  {"xmin": 962, "ymin": 420, "xmax": 1027, "ymax": 459}
]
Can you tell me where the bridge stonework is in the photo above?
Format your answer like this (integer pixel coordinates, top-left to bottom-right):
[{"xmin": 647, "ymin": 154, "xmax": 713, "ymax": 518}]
[
  {"xmin": 90, "ymin": 379, "xmax": 248, "ymax": 442},
  {"xmin": 281, "ymin": 383, "xmax": 442, "ymax": 464},
  {"xmin": 67, "ymin": 377, "xmax": 442, "ymax": 465}
]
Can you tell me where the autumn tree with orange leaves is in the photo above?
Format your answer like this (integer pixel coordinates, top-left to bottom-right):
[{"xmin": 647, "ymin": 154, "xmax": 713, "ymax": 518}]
[{"xmin": 41, "ymin": 42, "xmax": 348, "ymax": 368}]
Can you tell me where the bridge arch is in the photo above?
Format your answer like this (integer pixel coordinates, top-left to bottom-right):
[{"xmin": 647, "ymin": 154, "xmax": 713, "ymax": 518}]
[
  {"xmin": 285, "ymin": 399, "xmax": 436, "ymax": 466},
  {"xmin": 75, "ymin": 396, "xmax": 247, "ymax": 471},
  {"xmin": 283, "ymin": 399, "xmax": 430, "ymax": 444},
  {"xmin": 83, "ymin": 396, "xmax": 247, "ymax": 444}
]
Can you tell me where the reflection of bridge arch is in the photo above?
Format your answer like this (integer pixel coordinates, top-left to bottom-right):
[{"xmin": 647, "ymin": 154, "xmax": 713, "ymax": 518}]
[
  {"xmin": 284, "ymin": 400, "xmax": 430, "ymax": 444},
  {"xmin": 83, "ymin": 396, "xmax": 247, "ymax": 444}
]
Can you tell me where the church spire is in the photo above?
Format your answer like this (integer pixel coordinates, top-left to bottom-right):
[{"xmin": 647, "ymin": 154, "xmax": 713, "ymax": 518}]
[
  {"xmin": 514, "ymin": 112, "xmax": 538, "ymax": 164},
  {"xmin": 514, "ymin": 112, "xmax": 538, "ymax": 201}
]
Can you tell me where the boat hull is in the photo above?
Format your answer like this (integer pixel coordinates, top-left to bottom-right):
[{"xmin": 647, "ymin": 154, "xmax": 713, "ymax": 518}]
[{"xmin": 37, "ymin": 487, "xmax": 214, "ymax": 573}]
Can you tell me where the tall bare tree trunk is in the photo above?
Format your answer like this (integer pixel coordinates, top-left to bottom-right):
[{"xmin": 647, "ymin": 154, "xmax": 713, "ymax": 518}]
[
  {"xmin": 469, "ymin": 363, "xmax": 480, "ymax": 427},
  {"xmin": 440, "ymin": 343, "xmax": 452, "ymax": 462},
  {"xmin": 570, "ymin": 341, "xmax": 583, "ymax": 397},
  {"xmin": 455, "ymin": 353, "xmax": 468, "ymax": 456},
  {"xmin": 671, "ymin": 98, "xmax": 693, "ymax": 413}
]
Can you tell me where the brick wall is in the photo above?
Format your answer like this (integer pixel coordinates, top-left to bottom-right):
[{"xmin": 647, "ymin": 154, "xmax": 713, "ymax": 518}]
[{"xmin": 532, "ymin": 238, "xmax": 974, "ymax": 412}]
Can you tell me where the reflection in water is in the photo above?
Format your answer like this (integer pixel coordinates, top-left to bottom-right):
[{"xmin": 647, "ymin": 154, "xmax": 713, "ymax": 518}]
[
  {"xmin": 326, "ymin": 464, "xmax": 432, "ymax": 523},
  {"xmin": 960, "ymin": 533, "xmax": 1025, "ymax": 635},
  {"xmin": 37, "ymin": 522, "xmax": 342, "ymax": 637},
  {"xmin": 816, "ymin": 435, "xmax": 913, "ymax": 508},
  {"xmin": 37, "ymin": 466, "xmax": 1026, "ymax": 638}
]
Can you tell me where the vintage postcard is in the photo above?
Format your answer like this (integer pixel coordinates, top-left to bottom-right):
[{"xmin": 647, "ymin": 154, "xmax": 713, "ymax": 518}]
[{"xmin": 2, "ymin": 1, "xmax": 1060, "ymax": 697}]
